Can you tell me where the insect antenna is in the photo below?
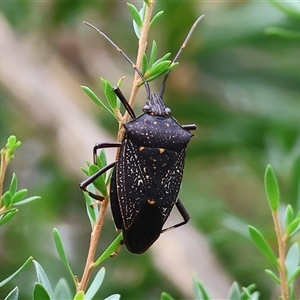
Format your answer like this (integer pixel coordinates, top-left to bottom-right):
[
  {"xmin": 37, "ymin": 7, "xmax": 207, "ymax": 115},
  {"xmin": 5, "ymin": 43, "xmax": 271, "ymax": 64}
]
[
  {"xmin": 160, "ymin": 14, "xmax": 205, "ymax": 98},
  {"xmin": 83, "ymin": 21, "xmax": 151, "ymax": 99}
]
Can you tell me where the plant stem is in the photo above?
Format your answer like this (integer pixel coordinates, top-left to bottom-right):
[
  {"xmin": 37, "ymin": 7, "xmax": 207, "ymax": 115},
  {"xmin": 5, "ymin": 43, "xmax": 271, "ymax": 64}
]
[
  {"xmin": 0, "ymin": 151, "xmax": 8, "ymax": 207},
  {"xmin": 121, "ymin": 0, "xmax": 156, "ymax": 128},
  {"xmin": 77, "ymin": 197, "xmax": 109, "ymax": 292},
  {"xmin": 272, "ymin": 210, "xmax": 289, "ymax": 300}
]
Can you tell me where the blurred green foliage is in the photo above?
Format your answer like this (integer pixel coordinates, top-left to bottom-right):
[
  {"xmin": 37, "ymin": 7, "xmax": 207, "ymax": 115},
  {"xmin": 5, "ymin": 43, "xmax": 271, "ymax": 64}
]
[{"xmin": 1, "ymin": 1, "xmax": 300, "ymax": 299}]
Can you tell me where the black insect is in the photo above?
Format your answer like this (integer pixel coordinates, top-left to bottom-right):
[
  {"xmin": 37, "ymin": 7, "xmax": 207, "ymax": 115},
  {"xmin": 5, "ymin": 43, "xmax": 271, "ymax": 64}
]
[{"xmin": 80, "ymin": 15, "xmax": 204, "ymax": 254}]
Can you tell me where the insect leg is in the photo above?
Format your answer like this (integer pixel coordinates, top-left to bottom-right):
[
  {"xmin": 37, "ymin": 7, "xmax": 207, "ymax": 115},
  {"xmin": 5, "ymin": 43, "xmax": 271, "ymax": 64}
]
[
  {"xmin": 182, "ymin": 124, "xmax": 197, "ymax": 131},
  {"xmin": 93, "ymin": 142, "xmax": 121, "ymax": 164},
  {"xmin": 79, "ymin": 161, "xmax": 116, "ymax": 201},
  {"xmin": 80, "ymin": 142, "xmax": 121, "ymax": 200},
  {"xmin": 161, "ymin": 199, "xmax": 190, "ymax": 233},
  {"xmin": 113, "ymin": 87, "xmax": 136, "ymax": 119}
]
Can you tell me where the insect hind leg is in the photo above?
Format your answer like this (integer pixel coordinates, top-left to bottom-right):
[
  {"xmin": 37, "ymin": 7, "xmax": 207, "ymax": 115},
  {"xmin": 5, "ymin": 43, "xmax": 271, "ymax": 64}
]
[{"xmin": 161, "ymin": 199, "xmax": 190, "ymax": 233}]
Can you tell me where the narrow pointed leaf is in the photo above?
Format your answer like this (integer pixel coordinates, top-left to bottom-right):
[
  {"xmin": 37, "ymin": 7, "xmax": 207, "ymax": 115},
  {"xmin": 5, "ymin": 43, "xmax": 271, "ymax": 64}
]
[
  {"xmin": 150, "ymin": 11, "xmax": 164, "ymax": 28},
  {"xmin": 13, "ymin": 196, "xmax": 41, "ymax": 205},
  {"xmin": 88, "ymin": 164, "xmax": 107, "ymax": 198},
  {"xmin": 85, "ymin": 268, "xmax": 105, "ymax": 300},
  {"xmin": 127, "ymin": 3, "xmax": 142, "ymax": 28},
  {"xmin": 265, "ymin": 269, "xmax": 280, "ymax": 284},
  {"xmin": 81, "ymin": 86, "xmax": 116, "ymax": 119},
  {"xmin": 101, "ymin": 78, "xmax": 118, "ymax": 113},
  {"xmin": 228, "ymin": 282, "xmax": 241, "ymax": 300},
  {"xmin": 148, "ymin": 41, "xmax": 157, "ymax": 69},
  {"xmin": 0, "ymin": 209, "xmax": 18, "ymax": 226},
  {"xmin": 53, "ymin": 278, "xmax": 72, "ymax": 300},
  {"xmin": 2, "ymin": 191, "xmax": 12, "ymax": 207},
  {"xmin": 0, "ymin": 257, "xmax": 32, "ymax": 287},
  {"xmin": 9, "ymin": 173, "xmax": 17, "ymax": 195},
  {"xmin": 4, "ymin": 286, "xmax": 19, "ymax": 300},
  {"xmin": 288, "ymin": 266, "xmax": 300, "ymax": 284},
  {"xmin": 285, "ymin": 204, "xmax": 294, "ymax": 231},
  {"xmin": 33, "ymin": 283, "xmax": 50, "ymax": 300},
  {"xmin": 94, "ymin": 233, "xmax": 123, "ymax": 267},
  {"xmin": 33, "ymin": 260, "xmax": 54, "ymax": 299},
  {"xmin": 193, "ymin": 275, "xmax": 211, "ymax": 300},
  {"xmin": 264, "ymin": 164, "xmax": 279, "ymax": 211},
  {"xmin": 11, "ymin": 189, "xmax": 27, "ymax": 204},
  {"xmin": 141, "ymin": 53, "xmax": 148, "ymax": 76},
  {"xmin": 286, "ymin": 243, "xmax": 299, "ymax": 281},
  {"xmin": 53, "ymin": 228, "xmax": 75, "ymax": 283},
  {"xmin": 248, "ymin": 225, "xmax": 278, "ymax": 266},
  {"xmin": 104, "ymin": 295, "xmax": 121, "ymax": 300},
  {"xmin": 286, "ymin": 217, "xmax": 300, "ymax": 236},
  {"xmin": 145, "ymin": 61, "xmax": 172, "ymax": 81},
  {"xmin": 83, "ymin": 191, "xmax": 98, "ymax": 228},
  {"xmin": 160, "ymin": 292, "xmax": 175, "ymax": 300}
]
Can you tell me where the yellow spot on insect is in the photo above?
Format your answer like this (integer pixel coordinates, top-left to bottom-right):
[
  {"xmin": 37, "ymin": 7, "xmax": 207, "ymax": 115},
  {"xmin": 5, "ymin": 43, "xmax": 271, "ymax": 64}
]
[
  {"xmin": 148, "ymin": 199, "xmax": 156, "ymax": 205},
  {"xmin": 158, "ymin": 148, "xmax": 165, "ymax": 154},
  {"xmin": 139, "ymin": 146, "xmax": 145, "ymax": 151}
]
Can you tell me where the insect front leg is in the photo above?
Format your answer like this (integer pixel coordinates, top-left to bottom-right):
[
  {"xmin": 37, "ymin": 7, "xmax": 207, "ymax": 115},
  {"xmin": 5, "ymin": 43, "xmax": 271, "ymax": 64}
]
[
  {"xmin": 161, "ymin": 199, "xmax": 190, "ymax": 233},
  {"xmin": 80, "ymin": 142, "xmax": 121, "ymax": 201}
]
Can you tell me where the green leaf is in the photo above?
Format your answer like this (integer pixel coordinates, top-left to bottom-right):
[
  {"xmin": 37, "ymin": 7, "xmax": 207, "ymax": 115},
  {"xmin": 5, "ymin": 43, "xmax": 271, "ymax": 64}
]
[
  {"xmin": 286, "ymin": 217, "xmax": 300, "ymax": 236},
  {"xmin": 264, "ymin": 164, "xmax": 280, "ymax": 212},
  {"xmin": 0, "ymin": 256, "xmax": 32, "ymax": 287},
  {"xmin": 228, "ymin": 282, "xmax": 241, "ymax": 300},
  {"xmin": 288, "ymin": 266, "xmax": 300, "ymax": 284},
  {"xmin": 94, "ymin": 233, "xmax": 123, "ymax": 267},
  {"xmin": 4, "ymin": 286, "xmax": 19, "ymax": 300},
  {"xmin": 53, "ymin": 228, "xmax": 75, "ymax": 283},
  {"xmin": 145, "ymin": 61, "xmax": 172, "ymax": 82},
  {"xmin": 240, "ymin": 284, "xmax": 258, "ymax": 300},
  {"xmin": 2, "ymin": 191, "xmax": 12, "ymax": 207},
  {"xmin": 0, "ymin": 209, "xmax": 18, "ymax": 226},
  {"xmin": 148, "ymin": 41, "xmax": 157, "ymax": 69},
  {"xmin": 265, "ymin": 269, "xmax": 280, "ymax": 284},
  {"xmin": 152, "ymin": 52, "xmax": 171, "ymax": 66},
  {"xmin": 88, "ymin": 164, "xmax": 107, "ymax": 198},
  {"xmin": 84, "ymin": 191, "xmax": 98, "ymax": 228},
  {"xmin": 73, "ymin": 290, "xmax": 84, "ymax": 300},
  {"xmin": 9, "ymin": 173, "xmax": 17, "ymax": 195},
  {"xmin": 33, "ymin": 260, "xmax": 54, "ymax": 299},
  {"xmin": 101, "ymin": 78, "xmax": 118, "ymax": 114},
  {"xmin": 127, "ymin": 3, "xmax": 142, "ymax": 28},
  {"xmin": 150, "ymin": 11, "xmax": 164, "ymax": 28},
  {"xmin": 286, "ymin": 243, "xmax": 300, "ymax": 281},
  {"xmin": 248, "ymin": 225, "xmax": 278, "ymax": 266},
  {"xmin": 160, "ymin": 292, "xmax": 175, "ymax": 300},
  {"xmin": 193, "ymin": 274, "xmax": 211, "ymax": 300},
  {"xmin": 104, "ymin": 295, "xmax": 121, "ymax": 300},
  {"xmin": 264, "ymin": 27, "xmax": 300, "ymax": 39},
  {"xmin": 33, "ymin": 283, "xmax": 51, "ymax": 300},
  {"xmin": 11, "ymin": 189, "xmax": 27, "ymax": 204},
  {"xmin": 53, "ymin": 278, "xmax": 72, "ymax": 300},
  {"xmin": 141, "ymin": 53, "xmax": 148, "ymax": 76},
  {"xmin": 85, "ymin": 268, "xmax": 105, "ymax": 300},
  {"xmin": 81, "ymin": 86, "xmax": 116, "ymax": 119},
  {"xmin": 13, "ymin": 196, "xmax": 41, "ymax": 206},
  {"xmin": 285, "ymin": 205, "xmax": 294, "ymax": 230},
  {"xmin": 95, "ymin": 149, "xmax": 107, "ymax": 170}
]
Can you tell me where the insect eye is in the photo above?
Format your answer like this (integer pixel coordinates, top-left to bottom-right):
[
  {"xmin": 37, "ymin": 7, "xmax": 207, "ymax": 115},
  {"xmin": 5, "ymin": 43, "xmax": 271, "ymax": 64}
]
[
  {"xmin": 165, "ymin": 107, "xmax": 172, "ymax": 116},
  {"xmin": 143, "ymin": 104, "xmax": 152, "ymax": 114}
]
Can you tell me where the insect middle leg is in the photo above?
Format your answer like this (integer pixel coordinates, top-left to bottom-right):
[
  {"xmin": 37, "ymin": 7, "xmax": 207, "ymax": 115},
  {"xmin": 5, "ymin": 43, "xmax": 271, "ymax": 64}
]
[
  {"xmin": 161, "ymin": 199, "xmax": 190, "ymax": 233},
  {"xmin": 80, "ymin": 142, "xmax": 121, "ymax": 201}
]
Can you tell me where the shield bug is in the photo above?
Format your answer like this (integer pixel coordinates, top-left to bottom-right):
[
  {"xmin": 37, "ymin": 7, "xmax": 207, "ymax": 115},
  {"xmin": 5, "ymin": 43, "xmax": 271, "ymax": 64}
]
[{"xmin": 80, "ymin": 15, "xmax": 204, "ymax": 254}]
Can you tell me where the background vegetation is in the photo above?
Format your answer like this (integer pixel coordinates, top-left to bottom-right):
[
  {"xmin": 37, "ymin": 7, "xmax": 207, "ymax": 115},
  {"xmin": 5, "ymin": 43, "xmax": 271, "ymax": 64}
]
[{"xmin": 1, "ymin": 1, "xmax": 300, "ymax": 299}]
